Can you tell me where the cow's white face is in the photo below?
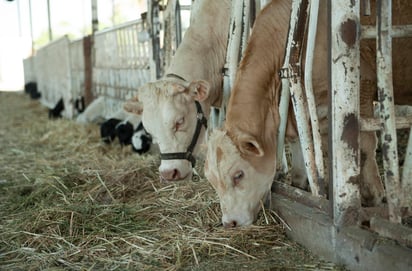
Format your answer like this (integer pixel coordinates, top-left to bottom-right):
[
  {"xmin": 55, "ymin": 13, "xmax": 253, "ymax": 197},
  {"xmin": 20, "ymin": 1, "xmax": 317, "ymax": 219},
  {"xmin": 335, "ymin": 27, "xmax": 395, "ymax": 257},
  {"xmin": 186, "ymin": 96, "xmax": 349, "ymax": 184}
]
[
  {"xmin": 205, "ymin": 129, "xmax": 274, "ymax": 228},
  {"xmin": 124, "ymin": 79, "xmax": 210, "ymax": 181}
]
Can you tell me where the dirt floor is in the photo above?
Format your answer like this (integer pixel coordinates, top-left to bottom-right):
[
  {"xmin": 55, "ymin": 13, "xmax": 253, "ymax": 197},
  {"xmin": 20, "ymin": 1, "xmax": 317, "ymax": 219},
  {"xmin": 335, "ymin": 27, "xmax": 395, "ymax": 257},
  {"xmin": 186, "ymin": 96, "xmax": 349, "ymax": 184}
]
[{"xmin": 0, "ymin": 91, "xmax": 346, "ymax": 270}]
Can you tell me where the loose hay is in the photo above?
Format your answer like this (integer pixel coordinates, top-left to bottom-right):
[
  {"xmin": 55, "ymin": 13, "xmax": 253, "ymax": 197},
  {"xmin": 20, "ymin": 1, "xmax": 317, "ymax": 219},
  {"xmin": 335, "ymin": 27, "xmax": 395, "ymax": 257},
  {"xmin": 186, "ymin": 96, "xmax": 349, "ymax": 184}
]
[{"xmin": 0, "ymin": 92, "xmax": 345, "ymax": 270}]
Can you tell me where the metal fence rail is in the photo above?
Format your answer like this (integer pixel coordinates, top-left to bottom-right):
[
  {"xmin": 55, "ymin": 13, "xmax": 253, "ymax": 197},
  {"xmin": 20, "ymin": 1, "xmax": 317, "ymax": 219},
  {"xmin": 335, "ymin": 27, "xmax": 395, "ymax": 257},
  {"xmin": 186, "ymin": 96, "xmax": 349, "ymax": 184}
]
[{"xmin": 93, "ymin": 19, "xmax": 151, "ymax": 117}]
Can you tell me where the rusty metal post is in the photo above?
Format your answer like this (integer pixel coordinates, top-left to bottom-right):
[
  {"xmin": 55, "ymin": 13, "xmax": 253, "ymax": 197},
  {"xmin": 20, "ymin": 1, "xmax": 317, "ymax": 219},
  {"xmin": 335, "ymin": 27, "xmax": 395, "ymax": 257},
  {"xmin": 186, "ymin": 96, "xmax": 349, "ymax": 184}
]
[
  {"xmin": 330, "ymin": 0, "xmax": 361, "ymax": 226},
  {"xmin": 376, "ymin": 0, "xmax": 402, "ymax": 223},
  {"xmin": 282, "ymin": 0, "xmax": 324, "ymax": 196},
  {"xmin": 92, "ymin": 0, "xmax": 99, "ymax": 34},
  {"xmin": 210, "ymin": 0, "xmax": 250, "ymax": 129},
  {"xmin": 83, "ymin": 35, "xmax": 94, "ymax": 106},
  {"xmin": 304, "ymin": 0, "xmax": 325, "ymax": 185},
  {"xmin": 402, "ymin": 127, "xmax": 412, "ymax": 210},
  {"xmin": 147, "ymin": 0, "xmax": 161, "ymax": 80}
]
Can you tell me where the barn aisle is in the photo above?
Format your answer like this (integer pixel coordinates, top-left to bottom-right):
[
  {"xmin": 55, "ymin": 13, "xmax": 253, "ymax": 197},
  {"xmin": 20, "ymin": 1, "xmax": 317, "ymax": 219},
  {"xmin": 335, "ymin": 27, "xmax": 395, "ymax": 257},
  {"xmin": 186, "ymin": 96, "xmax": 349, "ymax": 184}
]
[{"xmin": 0, "ymin": 91, "xmax": 346, "ymax": 270}]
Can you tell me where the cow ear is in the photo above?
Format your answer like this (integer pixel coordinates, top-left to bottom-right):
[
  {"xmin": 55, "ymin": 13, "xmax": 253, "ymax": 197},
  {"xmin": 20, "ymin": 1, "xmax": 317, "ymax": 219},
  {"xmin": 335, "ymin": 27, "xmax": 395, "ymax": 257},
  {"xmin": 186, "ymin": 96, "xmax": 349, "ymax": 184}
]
[
  {"xmin": 123, "ymin": 96, "xmax": 144, "ymax": 115},
  {"xmin": 187, "ymin": 80, "xmax": 210, "ymax": 102},
  {"xmin": 238, "ymin": 135, "xmax": 264, "ymax": 157}
]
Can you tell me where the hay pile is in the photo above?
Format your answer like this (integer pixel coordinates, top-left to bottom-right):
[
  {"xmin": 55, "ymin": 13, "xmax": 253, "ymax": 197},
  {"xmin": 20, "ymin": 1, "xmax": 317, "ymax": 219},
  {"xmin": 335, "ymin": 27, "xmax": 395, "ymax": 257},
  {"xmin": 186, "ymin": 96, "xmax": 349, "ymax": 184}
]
[{"xmin": 0, "ymin": 92, "xmax": 344, "ymax": 270}]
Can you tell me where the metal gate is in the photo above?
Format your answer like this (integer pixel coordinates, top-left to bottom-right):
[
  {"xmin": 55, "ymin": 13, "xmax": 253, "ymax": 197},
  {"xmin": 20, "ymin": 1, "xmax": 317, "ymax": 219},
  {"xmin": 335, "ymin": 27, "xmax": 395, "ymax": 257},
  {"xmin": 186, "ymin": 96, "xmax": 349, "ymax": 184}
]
[{"xmin": 271, "ymin": 0, "xmax": 412, "ymax": 270}]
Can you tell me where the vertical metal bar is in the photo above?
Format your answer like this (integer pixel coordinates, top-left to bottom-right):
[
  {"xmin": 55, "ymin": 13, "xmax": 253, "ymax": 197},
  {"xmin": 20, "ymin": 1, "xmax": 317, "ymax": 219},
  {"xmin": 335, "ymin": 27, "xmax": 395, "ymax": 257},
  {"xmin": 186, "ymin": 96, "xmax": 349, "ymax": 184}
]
[
  {"xmin": 304, "ymin": 0, "xmax": 325, "ymax": 185},
  {"xmin": 211, "ymin": 0, "xmax": 245, "ymax": 129},
  {"xmin": 16, "ymin": 0, "xmax": 22, "ymax": 37},
  {"xmin": 241, "ymin": 0, "xmax": 251, "ymax": 56},
  {"xmin": 92, "ymin": 0, "xmax": 99, "ymax": 33},
  {"xmin": 276, "ymin": 42, "xmax": 291, "ymax": 175},
  {"xmin": 287, "ymin": 0, "xmax": 324, "ymax": 196},
  {"xmin": 47, "ymin": 0, "xmax": 53, "ymax": 41},
  {"xmin": 175, "ymin": 0, "xmax": 182, "ymax": 48},
  {"xmin": 330, "ymin": 0, "xmax": 361, "ymax": 226},
  {"xmin": 147, "ymin": 0, "xmax": 161, "ymax": 80},
  {"xmin": 402, "ymin": 128, "xmax": 412, "ymax": 210},
  {"xmin": 376, "ymin": 0, "xmax": 401, "ymax": 223},
  {"xmin": 28, "ymin": 0, "xmax": 35, "ymax": 54}
]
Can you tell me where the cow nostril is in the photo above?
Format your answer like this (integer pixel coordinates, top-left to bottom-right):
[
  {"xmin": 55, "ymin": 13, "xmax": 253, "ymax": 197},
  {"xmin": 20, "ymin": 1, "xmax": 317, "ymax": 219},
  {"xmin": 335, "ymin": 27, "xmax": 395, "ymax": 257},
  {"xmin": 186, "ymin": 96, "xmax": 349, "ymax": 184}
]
[
  {"xmin": 160, "ymin": 169, "xmax": 182, "ymax": 181},
  {"xmin": 172, "ymin": 169, "xmax": 181, "ymax": 180},
  {"xmin": 223, "ymin": 220, "xmax": 237, "ymax": 228}
]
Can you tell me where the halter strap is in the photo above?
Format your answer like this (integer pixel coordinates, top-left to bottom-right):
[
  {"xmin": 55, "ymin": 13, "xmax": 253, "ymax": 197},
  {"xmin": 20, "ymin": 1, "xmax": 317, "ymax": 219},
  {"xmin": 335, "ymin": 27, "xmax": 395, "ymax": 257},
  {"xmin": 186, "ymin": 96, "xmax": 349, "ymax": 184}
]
[
  {"xmin": 166, "ymin": 73, "xmax": 187, "ymax": 82},
  {"xmin": 160, "ymin": 100, "xmax": 207, "ymax": 167}
]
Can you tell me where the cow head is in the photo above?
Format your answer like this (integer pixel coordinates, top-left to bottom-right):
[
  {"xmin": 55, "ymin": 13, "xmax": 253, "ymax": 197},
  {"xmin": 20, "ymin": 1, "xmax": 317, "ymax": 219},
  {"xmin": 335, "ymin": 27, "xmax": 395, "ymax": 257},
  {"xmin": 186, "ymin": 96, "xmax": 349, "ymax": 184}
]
[
  {"xmin": 205, "ymin": 129, "xmax": 275, "ymax": 228},
  {"xmin": 124, "ymin": 79, "xmax": 210, "ymax": 181}
]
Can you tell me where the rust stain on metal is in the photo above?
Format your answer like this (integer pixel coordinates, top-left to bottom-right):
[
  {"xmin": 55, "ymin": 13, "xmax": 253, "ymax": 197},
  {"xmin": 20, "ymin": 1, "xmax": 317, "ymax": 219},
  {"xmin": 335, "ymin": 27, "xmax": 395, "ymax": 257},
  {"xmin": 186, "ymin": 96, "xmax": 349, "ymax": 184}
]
[
  {"xmin": 340, "ymin": 19, "xmax": 358, "ymax": 47},
  {"xmin": 341, "ymin": 113, "xmax": 359, "ymax": 152},
  {"xmin": 348, "ymin": 175, "xmax": 360, "ymax": 185},
  {"xmin": 381, "ymin": 142, "xmax": 389, "ymax": 161}
]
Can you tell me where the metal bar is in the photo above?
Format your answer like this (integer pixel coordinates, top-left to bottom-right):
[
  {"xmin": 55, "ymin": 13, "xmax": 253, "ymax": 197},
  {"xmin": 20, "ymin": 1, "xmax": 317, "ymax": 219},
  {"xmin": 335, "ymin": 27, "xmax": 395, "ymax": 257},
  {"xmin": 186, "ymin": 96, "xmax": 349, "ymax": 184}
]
[
  {"xmin": 330, "ymin": 0, "xmax": 362, "ymax": 226},
  {"xmin": 211, "ymin": 0, "xmax": 247, "ymax": 129},
  {"xmin": 28, "ymin": 0, "xmax": 36, "ymax": 53},
  {"xmin": 241, "ymin": 0, "xmax": 251, "ymax": 56},
  {"xmin": 304, "ymin": 0, "xmax": 326, "ymax": 186},
  {"xmin": 272, "ymin": 181, "xmax": 330, "ymax": 212},
  {"xmin": 361, "ymin": 25, "xmax": 412, "ymax": 39},
  {"xmin": 360, "ymin": 117, "xmax": 412, "ymax": 131},
  {"xmin": 47, "ymin": 0, "xmax": 53, "ymax": 41},
  {"xmin": 376, "ymin": 0, "xmax": 402, "ymax": 223},
  {"xmin": 287, "ymin": 0, "xmax": 324, "ymax": 196},
  {"xmin": 92, "ymin": 0, "xmax": 99, "ymax": 34},
  {"xmin": 276, "ymin": 1, "xmax": 293, "ymax": 175},
  {"xmin": 94, "ymin": 19, "xmax": 144, "ymax": 36},
  {"xmin": 401, "ymin": 128, "xmax": 412, "ymax": 209},
  {"xmin": 370, "ymin": 216, "xmax": 412, "ymax": 247}
]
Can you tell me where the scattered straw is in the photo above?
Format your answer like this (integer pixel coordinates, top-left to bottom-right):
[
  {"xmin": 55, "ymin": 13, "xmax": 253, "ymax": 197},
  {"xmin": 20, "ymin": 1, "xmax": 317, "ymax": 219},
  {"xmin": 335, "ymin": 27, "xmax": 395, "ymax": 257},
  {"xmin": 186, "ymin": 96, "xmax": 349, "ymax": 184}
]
[{"xmin": 0, "ymin": 92, "xmax": 346, "ymax": 270}]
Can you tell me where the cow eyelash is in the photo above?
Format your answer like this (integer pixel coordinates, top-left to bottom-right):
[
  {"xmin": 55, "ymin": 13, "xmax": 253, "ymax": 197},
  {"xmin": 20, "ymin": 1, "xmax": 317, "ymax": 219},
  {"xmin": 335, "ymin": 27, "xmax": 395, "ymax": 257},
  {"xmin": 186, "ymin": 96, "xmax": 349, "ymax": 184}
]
[{"xmin": 232, "ymin": 170, "xmax": 244, "ymax": 186}]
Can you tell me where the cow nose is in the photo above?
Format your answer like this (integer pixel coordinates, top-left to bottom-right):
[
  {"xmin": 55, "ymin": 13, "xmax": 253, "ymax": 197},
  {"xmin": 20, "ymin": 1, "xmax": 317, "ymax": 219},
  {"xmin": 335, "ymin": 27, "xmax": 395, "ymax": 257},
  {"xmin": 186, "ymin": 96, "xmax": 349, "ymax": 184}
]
[
  {"xmin": 223, "ymin": 220, "xmax": 238, "ymax": 228},
  {"xmin": 160, "ymin": 169, "xmax": 182, "ymax": 181}
]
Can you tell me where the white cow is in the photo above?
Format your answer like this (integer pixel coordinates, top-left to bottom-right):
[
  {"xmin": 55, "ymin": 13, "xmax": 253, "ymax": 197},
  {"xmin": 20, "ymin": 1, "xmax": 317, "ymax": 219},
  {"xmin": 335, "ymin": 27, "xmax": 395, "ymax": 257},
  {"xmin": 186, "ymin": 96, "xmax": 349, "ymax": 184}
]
[
  {"xmin": 124, "ymin": 0, "xmax": 231, "ymax": 181},
  {"xmin": 205, "ymin": 0, "xmax": 291, "ymax": 227}
]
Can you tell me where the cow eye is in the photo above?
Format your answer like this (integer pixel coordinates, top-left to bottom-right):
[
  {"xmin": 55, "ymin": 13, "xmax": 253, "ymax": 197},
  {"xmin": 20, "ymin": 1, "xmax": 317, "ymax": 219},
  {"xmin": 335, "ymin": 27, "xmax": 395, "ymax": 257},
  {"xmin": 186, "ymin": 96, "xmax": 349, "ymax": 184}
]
[
  {"xmin": 232, "ymin": 170, "xmax": 244, "ymax": 186},
  {"xmin": 175, "ymin": 117, "xmax": 184, "ymax": 131}
]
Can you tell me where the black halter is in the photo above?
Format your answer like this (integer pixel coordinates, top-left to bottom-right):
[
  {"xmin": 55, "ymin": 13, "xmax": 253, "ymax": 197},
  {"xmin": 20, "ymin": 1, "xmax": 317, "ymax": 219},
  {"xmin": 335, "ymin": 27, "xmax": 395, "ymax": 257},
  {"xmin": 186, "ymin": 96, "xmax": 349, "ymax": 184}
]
[{"xmin": 160, "ymin": 100, "xmax": 207, "ymax": 167}]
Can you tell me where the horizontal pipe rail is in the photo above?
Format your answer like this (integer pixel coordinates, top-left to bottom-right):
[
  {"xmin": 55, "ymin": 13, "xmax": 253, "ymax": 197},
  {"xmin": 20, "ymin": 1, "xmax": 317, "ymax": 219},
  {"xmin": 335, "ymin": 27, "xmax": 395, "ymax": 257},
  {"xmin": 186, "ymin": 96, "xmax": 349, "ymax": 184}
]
[{"xmin": 361, "ymin": 24, "xmax": 412, "ymax": 39}]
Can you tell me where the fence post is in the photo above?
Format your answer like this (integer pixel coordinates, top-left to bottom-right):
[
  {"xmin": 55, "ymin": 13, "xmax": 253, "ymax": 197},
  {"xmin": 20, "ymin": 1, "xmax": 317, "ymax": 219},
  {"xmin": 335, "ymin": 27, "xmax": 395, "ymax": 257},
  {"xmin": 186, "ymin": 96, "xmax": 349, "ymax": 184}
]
[
  {"xmin": 330, "ymin": 0, "xmax": 361, "ymax": 227},
  {"xmin": 376, "ymin": 0, "xmax": 402, "ymax": 223}
]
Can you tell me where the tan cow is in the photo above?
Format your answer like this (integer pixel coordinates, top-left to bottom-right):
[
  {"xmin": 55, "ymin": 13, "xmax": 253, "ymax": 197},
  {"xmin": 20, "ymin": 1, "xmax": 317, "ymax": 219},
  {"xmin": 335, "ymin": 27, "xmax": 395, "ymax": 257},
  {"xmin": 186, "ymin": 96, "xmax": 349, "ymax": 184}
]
[
  {"xmin": 205, "ymin": 0, "xmax": 412, "ymax": 227},
  {"xmin": 124, "ymin": 0, "xmax": 230, "ymax": 181}
]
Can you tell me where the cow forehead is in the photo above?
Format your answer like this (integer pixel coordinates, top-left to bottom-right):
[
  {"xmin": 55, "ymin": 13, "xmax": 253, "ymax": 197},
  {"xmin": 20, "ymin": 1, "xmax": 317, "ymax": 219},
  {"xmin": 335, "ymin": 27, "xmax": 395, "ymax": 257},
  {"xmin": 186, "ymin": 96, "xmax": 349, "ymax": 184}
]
[
  {"xmin": 206, "ymin": 130, "xmax": 240, "ymax": 187},
  {"xmin": 140, "ymin": 85, "xmax": 190, "ymax": 127}
]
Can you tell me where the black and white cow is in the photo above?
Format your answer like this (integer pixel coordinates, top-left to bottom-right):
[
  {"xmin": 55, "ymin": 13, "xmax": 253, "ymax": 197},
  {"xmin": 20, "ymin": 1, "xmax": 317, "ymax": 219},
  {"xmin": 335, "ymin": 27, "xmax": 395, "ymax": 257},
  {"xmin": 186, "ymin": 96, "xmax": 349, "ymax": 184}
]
[
  {"xmin": 74, "ymin": 96, "xmax": 85, "ymax": 114},
  {"xmin": 24, "ymin": 82, "xmax": 41, "ymax": 100},
  {"xmin": 115, "ymin": 121, "xmax": 134, "ymax": 146},
  {"xmin": 48, "ymin": 98, "xmax": 64, "ymax": 119},
  {"xmin": 131, "ymin": 122, "xmax": 153, "ymax": 154},
  {"xmin": 100, "ymin": 118, "xmax": 122, "ymax": 144}
]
